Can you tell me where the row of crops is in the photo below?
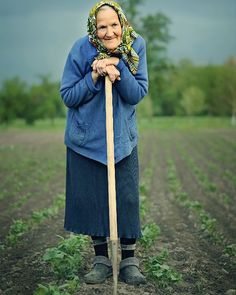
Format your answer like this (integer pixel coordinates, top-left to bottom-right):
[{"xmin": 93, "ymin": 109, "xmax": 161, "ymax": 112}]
[{"xmin": 0, "ymin": 124, "xmax": 236, "ymax": 294}]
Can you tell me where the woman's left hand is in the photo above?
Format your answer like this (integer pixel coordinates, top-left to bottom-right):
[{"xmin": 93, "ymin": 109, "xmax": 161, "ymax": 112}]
[{"xmin": 105, "ymin": 65, "xmax": 121, "ymax": 83}]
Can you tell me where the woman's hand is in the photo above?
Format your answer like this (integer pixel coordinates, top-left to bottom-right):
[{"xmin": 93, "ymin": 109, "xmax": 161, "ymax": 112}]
[
  {"xmin": 92, "ymin": 59, "xmax": 107, "ymax": 76},
  {"xmin": 92, "ymin": 57, "xmax": 119, "ymax": 76},
  {"xmin": 91, "ymin": 70, "xmax": 100, "ymax": 84},
  {"xmin": 105, "ymin": 65, "xmax": 121, "ymax": 83}
]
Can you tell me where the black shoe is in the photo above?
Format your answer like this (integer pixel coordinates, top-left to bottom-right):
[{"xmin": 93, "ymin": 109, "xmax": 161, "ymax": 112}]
[
  {"xmin": 119, "ymin": 257, "xmax": 146, "ymax": 285},
  {"xmin": 84, "ymin": 255, "xmax": 112, "ymax": 284}
]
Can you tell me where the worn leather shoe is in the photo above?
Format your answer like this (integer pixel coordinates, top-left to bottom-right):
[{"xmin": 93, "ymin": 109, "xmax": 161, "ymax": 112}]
[
  {"xmin": 119, "ymin": 257, "xmax": 146, "ymax": 285},
  {"xmin": 84, "ymin": 255, "xmax": 112, "ymax": 284}
]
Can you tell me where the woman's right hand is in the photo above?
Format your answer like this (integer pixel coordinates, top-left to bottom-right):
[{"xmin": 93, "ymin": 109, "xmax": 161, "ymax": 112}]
[{"xmin": 105, "ymin": 65, "xmax": 121, "ymax": 83}]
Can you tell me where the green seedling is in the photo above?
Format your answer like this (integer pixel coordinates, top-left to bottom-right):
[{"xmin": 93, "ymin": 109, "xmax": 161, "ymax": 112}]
[
  {"xmin": 43, "ymin": 235, "xmax": 88, "ymax": 280},
  {"xmin": 220, "ymin": 193, "xmax": 231, "ymax": 205},
  {"xmin": 5, "ymin": 219, "xmax": 29, "ymax": 246},
  {"xmin": 167, "ymin": 158, "xmax": 225, "ymax": 246},
  {"xmin": 224, "ymin": 244, "xmax": 236, "ymax": 257},
  {"xmin": 140, "ymin": 223, "xmax": 161, "ymax": 248},
  {"xmin": 39, "ymin": 277, "xmax": 80, "ymax": 295},
  {"xmin": 180, "ymin": 152, "xmax": 217, "ymax": 193},
  {"xmin": 145, "ymin": 248, "xmax": 182, "ymax": 288},
  {"xmin": 31, "ymin": 194, "xmax": 64, "ymax": 224},
  {"xmin": 185, "ymin": 200, "xmax": 203, "ymax": 212},
  {"xmin": 4, "ymin": 194, "xmax": 65, "ymax": 246},
  {"xmin": 176, "ymin": 191, "xmax": 188, "ymax": 203},
  {"xmin": 199, "ymin": 212, "xmax": 216, "ymax": 233},
  {"xmin": 0, "ymin": 189, "xmax": 9, "ymax": 200},
  {"xmin": 0, "ymin": 244, "xmax": 5, "ymax": 251},
  {"xmin": 11, "ymin": 193, "xmax": 31, "ymax": 209},
  {"xmin": 34, "ymin": 282, "xmax": 72, "ymax": 295},
  {"xmin": 139, "ymin": 182, "xmax": 148, "ymax": 196},
  {"xmin": 139, "ymin": 194, "xmax": 149, "ymax": 219},
  {"xmin": 224, "ymin": 170, "xmax": 236, "ymax": 187},
  {"xmin": 144, "ymin": 167, "xmax": 153, "ymax": 179}
]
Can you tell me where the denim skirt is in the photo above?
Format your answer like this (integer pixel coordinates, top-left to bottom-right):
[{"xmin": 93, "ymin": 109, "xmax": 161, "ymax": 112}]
[{"xmin": 64, "ymin": 145, "xmax": 142, "ymax": 238}]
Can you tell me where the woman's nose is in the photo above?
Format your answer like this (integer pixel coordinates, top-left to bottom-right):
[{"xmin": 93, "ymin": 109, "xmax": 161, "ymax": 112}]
[{"xmin": 106, "ymin": 26, "xmax": 114, "ymax": 37}]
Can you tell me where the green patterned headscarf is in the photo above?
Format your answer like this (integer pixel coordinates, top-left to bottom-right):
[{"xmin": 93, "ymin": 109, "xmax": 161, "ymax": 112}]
[{"xmin": 87, "ymin": 1, "xmax": 139, "ymax": 75}]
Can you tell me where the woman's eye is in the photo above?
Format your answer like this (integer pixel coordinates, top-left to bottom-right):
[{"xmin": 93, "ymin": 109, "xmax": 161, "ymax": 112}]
[
  {"xmin": 112, "ymin": 23, "xmax": 118, "ymax": 27},
  {"xmin": 98, "ymin": 26, "xmax": 106, "ymax": 30}
]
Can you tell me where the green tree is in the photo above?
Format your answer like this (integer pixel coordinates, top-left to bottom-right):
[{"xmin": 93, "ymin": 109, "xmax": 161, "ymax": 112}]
[
  {"xmin": 22, "ymin": 83, "xmax": 44, "ymax": 125},
  {"xmin": 163, "ymin": 60, "xmax": 236, "ymax": 117},
  {"xmin": 140, "ymin": 13, "xmax": 173, "ymax": 115},
  {"xmin": 118, "ymin": 0, "xmax": 173, "ymax": 116},
  {"xmin": 118, "ymin": 0, "xmax": 144, "ymax": 27},
  {"xmin": 23, "ymin": 75, "xmax": 64, "ymax": 125},
  {"xmin": 162, "ymin": 60, "xmax": 196, "ymax": 115},
  {"xmin": 36, "ymin": 75, "xmax": 65, "ymax": 123},
  {"xmin": 201, "ymin": 65, "xmax": 234, "ymax": 116},
  {"xmin": 224, "ymin": 57, "xmax": 236, "ymax": 125},
  {"xmin": 0, "ymin": 77, "xmax": 28, "ymax": 124},
  {"xmin": 180, "ymin": 86, "xmax": 206, "ymax": 115}
]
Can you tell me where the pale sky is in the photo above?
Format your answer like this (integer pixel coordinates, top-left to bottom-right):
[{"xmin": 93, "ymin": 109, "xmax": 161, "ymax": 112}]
[{"xmin": 0, "ymin": 0, "xmax": 235, "ymax": 84}]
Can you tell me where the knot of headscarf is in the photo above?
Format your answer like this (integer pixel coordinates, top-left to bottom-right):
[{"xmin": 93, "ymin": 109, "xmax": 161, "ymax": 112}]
[{"xmin": 87, "ymin": 1, "xmax": 139, "ymax": 75}]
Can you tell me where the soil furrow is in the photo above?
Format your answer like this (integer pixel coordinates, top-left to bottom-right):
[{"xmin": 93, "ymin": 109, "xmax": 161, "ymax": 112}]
[
  {"xmin": 171, "ymin": 143, "xmax": 236, "ymax": 243},
  {"xmin": 179, "ymin": 138, "xmax": 236, "ymax": 213},
  {"xmin": 149, "ymin": 134, "xmax": 235, "ymax": 294}
]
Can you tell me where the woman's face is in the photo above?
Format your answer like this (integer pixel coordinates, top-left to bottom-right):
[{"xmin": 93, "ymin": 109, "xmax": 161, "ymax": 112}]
[{"xmin": 96, "ymin": 7, "xmax": 122, "ymax": 50}]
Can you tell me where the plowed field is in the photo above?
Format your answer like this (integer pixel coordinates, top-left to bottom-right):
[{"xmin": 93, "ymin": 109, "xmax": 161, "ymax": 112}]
[{"xmin": 0, "ymin": 118, "xmax": 235, "ymax": 295}]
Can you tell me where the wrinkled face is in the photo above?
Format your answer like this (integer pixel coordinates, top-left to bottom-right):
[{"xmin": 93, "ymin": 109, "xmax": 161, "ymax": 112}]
[{"xmin": 96, "ymin": 6, "xmax": 122, "ymax": 50}]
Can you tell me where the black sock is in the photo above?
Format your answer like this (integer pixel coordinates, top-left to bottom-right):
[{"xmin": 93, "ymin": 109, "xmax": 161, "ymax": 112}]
[
  {"xmin": 91, "ymin": 236, "xmax": 108, "ymax": 257},
  {"xmin": 120, "ymin": 238, "xmax": 136, "ymax": 260}
]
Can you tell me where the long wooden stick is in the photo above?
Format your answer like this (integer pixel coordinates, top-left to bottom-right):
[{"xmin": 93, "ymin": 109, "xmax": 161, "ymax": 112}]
[{"xmin": 105, "ymin": 76, "xmax": 118, "ymax": 295}]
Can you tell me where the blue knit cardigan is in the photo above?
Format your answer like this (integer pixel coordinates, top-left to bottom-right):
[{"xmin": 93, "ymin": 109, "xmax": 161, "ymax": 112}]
[{"xmin": 60, "ymin": 35, "xmax": 148, "ymax": 165}]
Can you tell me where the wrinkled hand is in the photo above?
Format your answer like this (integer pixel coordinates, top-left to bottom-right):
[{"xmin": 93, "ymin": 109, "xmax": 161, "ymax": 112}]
[
  {"xmin": 105, "ymin": 65, "xmax": 121, "ymax": 83},
  {"xmin": 92, "ymin": 57, "xmax": 119, "ymax": 76},
  {"xmin": 92, "ymin": 59, "xmax": 108, "ymax": 76}
]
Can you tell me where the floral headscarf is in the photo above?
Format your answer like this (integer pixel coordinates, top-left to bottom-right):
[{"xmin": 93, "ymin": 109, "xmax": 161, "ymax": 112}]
[{"xmin": 87, "ymin": 1, "xmax": 139, "ymax": 75}]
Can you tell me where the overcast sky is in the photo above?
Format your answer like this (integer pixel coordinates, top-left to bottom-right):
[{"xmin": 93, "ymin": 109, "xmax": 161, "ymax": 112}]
[{"xmin": 0, "ymin": 0, "xmax": 236, "ymax": 84}]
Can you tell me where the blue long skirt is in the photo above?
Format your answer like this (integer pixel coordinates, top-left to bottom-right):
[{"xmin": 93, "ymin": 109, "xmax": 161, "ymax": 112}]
[{"xmin": 64, "ymin": 146, "xmax": 142, "ymax": 238}]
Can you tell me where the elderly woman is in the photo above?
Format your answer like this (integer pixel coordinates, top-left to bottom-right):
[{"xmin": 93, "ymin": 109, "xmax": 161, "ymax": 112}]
[{"xmin": 60, "ymin": 0, "xmax": 148, "ymax": 285}]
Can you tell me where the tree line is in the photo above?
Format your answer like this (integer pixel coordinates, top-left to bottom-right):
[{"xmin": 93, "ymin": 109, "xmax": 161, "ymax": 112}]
[
  {"xmin": 1, "ymin": 59, "xmax": 235, "ymax": 125},
  {"xmin": 119, "ymin": 0, "xmax": 236, "ymax": 121},
  {"xmin": 149, "ymin": 58, "xmax": 236, "ymax": 118},
  {"xmin": 0, "ymin": 75, "xmax": 65, "ymax": 125},
  {"xmin": 0, "ymin": 0, "xmax": 235, "ymax": 125}
]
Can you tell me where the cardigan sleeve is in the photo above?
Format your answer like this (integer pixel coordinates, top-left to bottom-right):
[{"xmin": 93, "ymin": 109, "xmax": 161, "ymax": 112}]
[
  {"xmin": 114, "ymin": 37, "xmax": 148, "ymax": 105},
  {"xmin": 60, "ymin": 51, "xmax": 101, "ymax": 108}
]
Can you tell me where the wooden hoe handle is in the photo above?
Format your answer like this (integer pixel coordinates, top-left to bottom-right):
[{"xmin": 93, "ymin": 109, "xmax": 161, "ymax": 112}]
[{"xmin": 105, "ymin": 76, "xmax": 118, "ymax": 295}]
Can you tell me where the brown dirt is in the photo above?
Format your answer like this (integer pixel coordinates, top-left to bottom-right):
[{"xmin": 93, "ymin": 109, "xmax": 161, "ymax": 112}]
[
  {"xmin": 0, "ymin": 128, "xmax": 236, "ymax": 295},
  {"xmin": 146, "ymin": 133, "xmax": 236, "ymax": 295}
]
